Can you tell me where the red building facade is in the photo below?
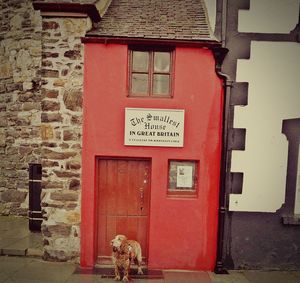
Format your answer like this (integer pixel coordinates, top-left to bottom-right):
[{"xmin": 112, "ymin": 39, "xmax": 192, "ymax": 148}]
[{"xmin": 80, "ymin": 0, "xmax": 224, "ymax": 270}]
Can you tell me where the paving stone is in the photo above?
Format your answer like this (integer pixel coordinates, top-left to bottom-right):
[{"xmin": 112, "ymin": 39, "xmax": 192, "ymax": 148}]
[
  {"xmin": 11, "ymin": 259, "xmax": 76, "ymax": 282},
  {"xmin": 163, "ymin": 270, "xmax": 211, "ymax": 283},
  {"xmin": 209, "ymin": 271, "xmax": 250, "ymax": 283},
  {"xmin": 243, "ymin": 270, "xmax": 300, "ymax": 283}
]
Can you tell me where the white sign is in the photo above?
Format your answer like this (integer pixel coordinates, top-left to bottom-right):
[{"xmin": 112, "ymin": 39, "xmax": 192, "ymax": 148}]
[
  {"xmin": 124, "ymin": 108, "xmax": 185, "ymax": 147},
  {"xmin": 176, "ymin": 165, "xmax": 193, "ymax": 188}
]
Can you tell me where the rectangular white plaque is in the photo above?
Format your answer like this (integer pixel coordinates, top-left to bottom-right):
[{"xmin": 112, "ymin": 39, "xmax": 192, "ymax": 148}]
[{"xmin": 124, "ymin": 108, "xmax": 185, "ymax": 147}]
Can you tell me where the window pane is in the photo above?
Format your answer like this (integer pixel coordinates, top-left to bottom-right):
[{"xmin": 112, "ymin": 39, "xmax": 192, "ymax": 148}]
[
  {"xmin": 132, "ymin": 73, "xmax": 148, "ymax": 94},
  {"xmin": 132, "ymin": 51, "xmax": 149, "ymax": 72},
  {"xmin": 154, "ymin": 52, "xmax": 170, "ymax": 72},
  {"xmin": 153, "ymin": 74, "xmax": 169, "ymax": 95}
]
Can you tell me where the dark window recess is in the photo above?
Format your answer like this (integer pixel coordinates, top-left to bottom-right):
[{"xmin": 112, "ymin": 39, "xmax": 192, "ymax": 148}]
[
  {"xmin": 281, "ymin": 118, "xmax": 300, "ymax": 225},
  {"xmin": 129, "ymin": 47, "xmax": 174, "ymax": 97},
  {"xmin": 28, "ymin": 163, "xmax": 42, "ymax": 231}
]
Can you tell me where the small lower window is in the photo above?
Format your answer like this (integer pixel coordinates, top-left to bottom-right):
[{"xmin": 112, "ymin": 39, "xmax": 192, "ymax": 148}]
[{"xmin": 168, "ymin": 160, "xmax": 198, "ymax": 197}]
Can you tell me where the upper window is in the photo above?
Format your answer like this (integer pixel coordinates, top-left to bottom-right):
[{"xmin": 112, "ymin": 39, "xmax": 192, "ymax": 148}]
[{"xmin": 128, "ymin": 47, "xmax": 174, "ymax": 97}]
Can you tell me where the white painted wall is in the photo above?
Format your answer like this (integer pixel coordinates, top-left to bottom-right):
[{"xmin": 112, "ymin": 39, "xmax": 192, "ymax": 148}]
[
  {"xmin": 203, "ymin": 0, "xmax": 216, "ymax": 33},
  {"xmin": 229, "ymin": 41, "xmax": 300, "ymax": 212},
  {"xmin": 238, "ymin": 0, "xmax": 299, "ymax": 33},
  {"xmin": 229, "ymin": 0, "xmax": 300, "ymax": 212}
]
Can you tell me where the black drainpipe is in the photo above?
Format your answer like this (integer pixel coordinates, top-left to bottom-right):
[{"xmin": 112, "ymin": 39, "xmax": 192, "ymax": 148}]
[
  {"xmin": 211, "ymin": 0, "xmax": 233, "ymax": 273},
  {"xmin": 211, "ymin": 45, "xmax": 232, "ymax": 274}
]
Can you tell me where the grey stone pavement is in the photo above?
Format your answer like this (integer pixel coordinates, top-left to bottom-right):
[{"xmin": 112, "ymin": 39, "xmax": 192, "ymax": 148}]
[{"xmin": 1, "ymin": 216, "xmax": 300, "ymax": 283}]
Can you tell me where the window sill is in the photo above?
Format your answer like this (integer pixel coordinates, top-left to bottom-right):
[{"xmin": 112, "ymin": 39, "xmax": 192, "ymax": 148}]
[
  {"xmin": 167, "ymin": 190, "xmax": 197, "ymax": 199},
  {"xmin": 282, "ymin": 215, "xmax": 300, "ymax": 225}
]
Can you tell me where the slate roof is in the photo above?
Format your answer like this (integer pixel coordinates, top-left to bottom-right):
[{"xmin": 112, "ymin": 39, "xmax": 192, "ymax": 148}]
[
  {"xmin": 33, "ymin": 0, "xmax": 96, "ymax": 3},
  {"xmin": 87, "ymin": 0, "xmax": 216, "ymax": 41}
]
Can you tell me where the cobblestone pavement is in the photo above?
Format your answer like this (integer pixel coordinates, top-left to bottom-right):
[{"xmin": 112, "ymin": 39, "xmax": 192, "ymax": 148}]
[
  {"xmin": 1, "ymin": 216, "xmax": 300, "ymax": 283},
  {"xmin": 1, "ymin": 256, "xmax": 300, "ymax": 283}
]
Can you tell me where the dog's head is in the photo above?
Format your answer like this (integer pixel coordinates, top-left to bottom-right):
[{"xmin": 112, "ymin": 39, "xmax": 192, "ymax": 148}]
[{"xmin": 110, "ymin": 234, "xmax": 127, "ymax": 252}]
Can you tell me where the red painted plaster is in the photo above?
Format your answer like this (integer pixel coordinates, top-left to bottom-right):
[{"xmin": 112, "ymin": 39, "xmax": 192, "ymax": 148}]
[{"xmin": 81, "ymin": 43, "xmax": 223, "ymax": 270}]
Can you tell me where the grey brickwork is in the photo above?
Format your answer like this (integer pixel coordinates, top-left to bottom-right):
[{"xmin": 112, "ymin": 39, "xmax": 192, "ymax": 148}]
[
  {"xmin": 0, "ymin": 0, "xmax": 91, "ymax": 262},
  {"xmin": 0, "ymin": 0, "xmax": 42, "ymax": 216},
  {"xmin": 39, "ymin": 16, "xmax": 90, "ymax": 261}
]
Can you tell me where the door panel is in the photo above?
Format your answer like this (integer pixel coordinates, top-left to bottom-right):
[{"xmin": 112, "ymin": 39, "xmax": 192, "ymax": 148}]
[{"xmin": 97, "ymin": 159, "xmax": 150, "ymax": 264}]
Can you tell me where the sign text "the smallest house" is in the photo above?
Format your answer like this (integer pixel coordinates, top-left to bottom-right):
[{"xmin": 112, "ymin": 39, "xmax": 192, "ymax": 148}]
[{"xmin": 124, "ymin": 108, "xmax": 185, "ymax": 147}]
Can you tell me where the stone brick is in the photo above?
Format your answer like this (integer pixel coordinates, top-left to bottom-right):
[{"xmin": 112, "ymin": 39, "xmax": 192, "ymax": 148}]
[
  {"xmin": 42, "ymin": 180, "xmax": 64, "ymax": 190},
  {"xmin": 61, "ymin": 69, "xmax": 68, "ymax": 76},
  {"xmin": 0, "ymin": 62, "xmax": 12, "ymax": 79},
  {"xmin": 66, "ymin": 161, "xmax": 81, "ymax": 170},
  {"xmin": 50, "ymin": 190, "xmax": 78, "ymax": 202},
  {"xmin": 23, "ymin": 81, "xmax": 33, "ymax": 91},
  {"xmin": 42, "ymin": 52, "xmax": 59, "ymax": 59},
  {"xmin": 65, "ymin": 202, "xmax": 78, "ymax": 209},
  {"xmin": 41, "ymin": 142, "xmax": 57, "ymax": 148},
  {"xmin": 70, "ymin": 143, "xmax": 81, "ymax": 150},
  {"xmin": 41, "ymin": 69, "xmax": 59, "ymax": 78},
  {"xmin": 22, "ymin": 102, "xmax": 41, "ymax": 111},
  {"xmin": 44, "ymin": 224, "xmax": 71, "ymax": 237},
  {"xmin": 1, "ymin": 190, "xmax": 27, "ymax": 202},
  {"xmin": 53, "ymin": 170, "xmax": 80, "ymax": 178},
  {"xmin": 18, "ymin": 92, "xmax": 35, "ymax": 102},
  {"xmin": 41, "ymin": 113, "xmax": 62, "ymax": 123},
  {"xmin": 19, "ymin": 146, "xmax": 33, "ymax": 155},
  {"xmin": 0, "ymin": 84, "xmax": 5, "ymax": 93},
  {"xmin": 60, "ymin": 143, "xmax": 69, "ymax": 149},
  {"xmin": 42, "ymin": 60, "xmax": 53, "ymax": 67},
  {"xmin": 0, "ymin": 113, "xmax": 8, "ymax": 127},
  {"xmin": 6, "ymin": 83, "xmax": 23, "ymax": 92},
  {"xmin": 43, "ymin": 21, "xmax": 60, "ymax": 30},
  {"xmin": 41, "ymin": 124, "xmax": 54, "ymax": 140},
  {"xmin": 63, "ymin": 130, "xmax": 78, "ymax": 141},
  {"xmin": 0, "ymin": 130, "xmax": 5, "ymax": 147},
  {"xmin": 53, "ymin": 79, "xmax": 66, "ymax": 87},
  {"xmin": 69, "ymin": 179, "xmax": 80, "ymax": 190},
  {"xmin": 41, "ymin": 100, "xmax": 60, "ymax": 111},
  {"xmin": 6, "ymin": 146, "xmax": 18, "ymax": 155},
  {"xmin": 66, "ymin": 211, "xmax": 80, "ymax": 224},
  {"xmin": 0, "ymin": 103, "xmax": 6, "ymax": 111},
  {"xmin": 42, "ymin": 160, "xmax": 59, "ymax": 167},
  {"xmin": 42, "ymin": 148, "xmax": 77, "ymax": 160},
  {"xmin": 42, "ymin": 89, "xmax": 59, "ymax": 99},
  {"xmin": 63, "ymin": 90, "xmax": 82, "ymax": 111},
  {"xmin": 64, "ymin": 50, "xmax": 81, "ymax": 60},
  {"xmin": 71, "ymin": 115, "xmax": 82, "ymax": 125}
]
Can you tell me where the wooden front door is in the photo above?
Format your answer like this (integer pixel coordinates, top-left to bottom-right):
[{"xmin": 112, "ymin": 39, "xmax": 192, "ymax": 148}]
[{"xmin": 96, "ymin": 159, "xmax": 151, "ymax": 264}]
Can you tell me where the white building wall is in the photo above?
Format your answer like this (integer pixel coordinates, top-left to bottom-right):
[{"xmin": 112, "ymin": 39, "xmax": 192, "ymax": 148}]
[
  {"xmin": 204, "ymin": 0, "xmax": 216, "ymax": 33},
  {"xmin": 229, "ymin": 0, "xmax": 300, "ymax": 212},
  {"xmin": 238, "ymin": 0, "xmax": 299, "ymax": 33}
]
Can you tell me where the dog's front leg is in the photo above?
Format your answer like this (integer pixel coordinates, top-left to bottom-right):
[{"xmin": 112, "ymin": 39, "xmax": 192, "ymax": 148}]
[
  {"xmin": 137, "ymin": 264, "xmax": 143, "ymax": 275},
  {"xmin": 135, "ymin": 257, "xmax": 143, "ymax": 274},
  {"xmin": 114, "ymin": 265, "xmax": 121, "ymax": 281},
  {"xmin": 122, "ymin": 261, "xmax": 130, "ymax": 282}
]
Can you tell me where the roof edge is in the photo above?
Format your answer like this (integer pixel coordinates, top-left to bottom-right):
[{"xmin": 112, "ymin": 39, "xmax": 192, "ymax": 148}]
[
  {"xmin": 81, "ymin": 35, "xmax": 221, "ymax": 47},
  {"xmin": 33, "ymin": 2, "xmax": 101, "ymax": 22}
]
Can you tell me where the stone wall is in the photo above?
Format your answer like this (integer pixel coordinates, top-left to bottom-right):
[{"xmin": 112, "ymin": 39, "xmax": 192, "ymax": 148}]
[
  {"xmin": 0, "ymin": 0, "xmax": 42, "ymax": 215},
  {"xmin": 40, "ymin": 16, "xmax": 90, "ymax": 261},
  {"xmin": 0, "ymin": 0, "xmax": 92, "ymax": 262}
]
